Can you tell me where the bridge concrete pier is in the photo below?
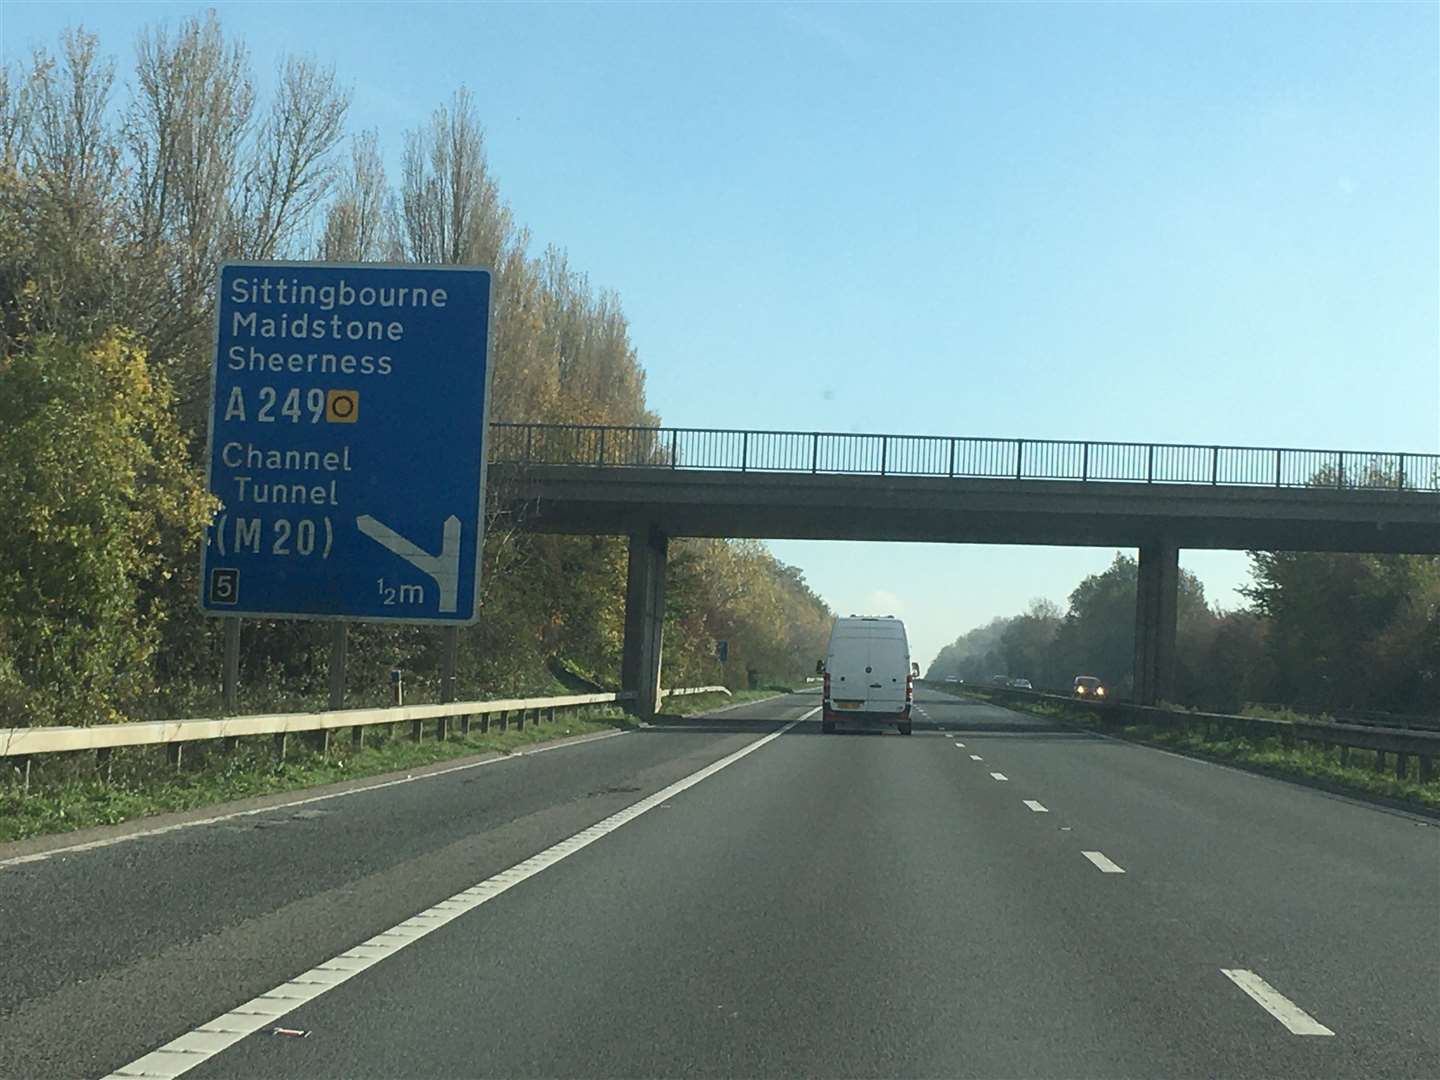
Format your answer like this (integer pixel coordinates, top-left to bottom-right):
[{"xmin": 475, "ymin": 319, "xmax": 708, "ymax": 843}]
[
  {"xmin": 621, "ymin": 526, "xmax": 668, "ymax": 721},
  {"xmin": 1133, "ymin": 540, "xmax": 1179, "ymax": 706}
]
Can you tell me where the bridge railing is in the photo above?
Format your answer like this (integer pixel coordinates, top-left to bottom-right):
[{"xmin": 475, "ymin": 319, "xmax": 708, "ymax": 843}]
[{"xmin": 489, "ymin": 424, "xmax": 1440, "ymax": 492}]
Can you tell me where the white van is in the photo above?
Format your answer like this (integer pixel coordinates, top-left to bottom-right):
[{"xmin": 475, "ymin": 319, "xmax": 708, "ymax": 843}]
[{"xmin": 820, "ymin": 616, "xmax": 917, "ymax": 735}]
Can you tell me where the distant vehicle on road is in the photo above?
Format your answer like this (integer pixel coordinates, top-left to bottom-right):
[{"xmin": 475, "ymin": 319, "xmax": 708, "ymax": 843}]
[
  {"xmin": 819, "ymin": 616, "xmax": 916, "ymax": 736},
  {"xmin": 989, "ymin": 675, "xmax": 1009, "ymax": 686},
  {"xmin": 1073, "ymin": 675, "xmax": 1106, "ymax": 698},
  {"xmin": 944, "ymin": 675, "xmax": 960, "ymax": 684},
  {"xmin": 1009, "ymin": 678, "xmax": 1034, "ymax": 690}
]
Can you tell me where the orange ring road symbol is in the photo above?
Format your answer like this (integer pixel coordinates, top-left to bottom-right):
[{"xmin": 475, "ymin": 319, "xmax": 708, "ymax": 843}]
[{"xmin": 326, "ymin": 390, "xmax": 359, "ymax": 423}]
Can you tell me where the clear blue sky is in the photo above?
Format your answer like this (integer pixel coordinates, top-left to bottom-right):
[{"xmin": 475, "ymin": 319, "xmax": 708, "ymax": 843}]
[{"xmin": 5, "ymin": 1, "xmax": 1437, "ymax": 666}]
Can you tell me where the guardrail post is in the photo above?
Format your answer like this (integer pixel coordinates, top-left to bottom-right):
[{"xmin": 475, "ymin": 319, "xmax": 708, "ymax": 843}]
[
  {"xmin": 1274, "ymin": 449, "xmax": 1282, "ymax": 487},
  {"xmin": 96, "ymin": 747, "xmax": 112, "ymax": 781},
  {"xmin": 1147, "ymin": 444, "xmax": 1154, "ymax": 483},
  {"xmin": 1373, "ymin": 749, "xmax": 1386, "ymax": 773},
  {"xmin": 671, "ymin": 430, "xmax": 679, "ymax": 469},
  {"xmin": 1082, "ymin": 442, "xmax": 1089, "ymax": 481},
  {"xmin": 1421, "ymin": 754, "xmax": 1434, "ymax": 784},
  {"xmin": 948, "ymin": 437, "xmax": 956, "ymax": 478},
  {"xmin": 352, "ymin": 724, "xmax": 364, "ymax": 751},
  {"xmin": 812, "ymin": 433, "xmax": 819, "ymax": 474},
  {"xmin": 596, "ymin": 428, "xmax": 606, "ymax": 466},
  {"xmin": 1340, "ymin": 745, "xmax": 1350, "ymax": 767},
  {"xmin": 880, "ymin": 435, "xmax": 888, "ymax": 475},
  {"xmin": 1211, "ymin": 447, "xmax": 1219, "ymax": 485},
  {"xmin": 1015, "ymin": 439, "xmax": 1024, "ymax": 480},
  {"xmin": 517, "ymin": 709, "xmax": 527, "ymax": 731},
  {"xmin": 410, "ymin": 717, "xmax": 423, "ymax": 742},
  {"xmin": 274, "ymin": 733, "xmax": 287, "ymax": 761},
  {"xmin": 525, "ymin": 424, "xmax": 533, "ymax": 463},
  {"xmin": 499, "ymin": 710, "xmax": 508, "ymax": 731},
  {"xmin": 1337, "ymin": 451, "xmax": 1345, "ymax": 488},
  {"xmin": 741, "ymin": 431, "xmax": 749, "ymax": 472},
  {"xmin": 166, "ymin": 742, "xmax": 183, "ymax": 769},
  {"xmin": 1395, "ymin": 751, "xmax": 1409, "ymax": 781},
  {"xmin": 547, "ymin": 706, "xmax": 556, "ymax": 724},
  {"xmin": 1398, "ymin": 453, "xmax": 1406, "ymax": 490}
]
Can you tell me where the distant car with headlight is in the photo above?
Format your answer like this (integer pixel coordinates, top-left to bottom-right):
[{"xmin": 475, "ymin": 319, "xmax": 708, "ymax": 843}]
[
  {"xmin": 1073, "ymin": 675, "xmax": 1106, "ymax": 698},
  {"xmin": 1009, "ymin": 678, "xmax": 1034, "ymax": 690}
]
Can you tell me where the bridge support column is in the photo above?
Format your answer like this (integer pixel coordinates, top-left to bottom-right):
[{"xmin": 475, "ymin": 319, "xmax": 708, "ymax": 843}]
[
  {"xmin": 621, "ymin": 526, "xmax": 668, "ymax": 721},
  {"xmin": 1133, "ymin": 541, "xmax": 1179, "ymax": 706}
]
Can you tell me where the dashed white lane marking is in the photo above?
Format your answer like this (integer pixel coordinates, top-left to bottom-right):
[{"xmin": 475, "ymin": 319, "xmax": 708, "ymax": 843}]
[
  {"xmin": 1023, "ymin": 800, "xmax": 1048, "ymax": 812},
  {"xmin": 1221, "ymin": 969, "xmax": 1334, "ymax": 1036},
  {"xmin": 3, "ymin": 728, "xmax": 632, "ymax": 870},
  {"xmin": 990, "ymin": 772, "xmax": 1009, "ymax": 781},
  {"xmin": 103, "ymin": 712, "xmax": 811, "ymax": 1079},
  {"xmin": 1081, "ymin": 850, "xmax": 1126, "ymax": 873},
  {"xmin": 969, "ymin": 754, "xmax": 983, "ymax": 761},
  {"xmin": 953, "ymin": 742, "xmax": 965, "ymax": 748}
]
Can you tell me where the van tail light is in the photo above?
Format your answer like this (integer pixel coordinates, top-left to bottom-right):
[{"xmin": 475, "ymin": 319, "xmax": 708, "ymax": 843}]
[{"xmin": 906, "ymin": 673, "xmax": 914, "ymax": 703}]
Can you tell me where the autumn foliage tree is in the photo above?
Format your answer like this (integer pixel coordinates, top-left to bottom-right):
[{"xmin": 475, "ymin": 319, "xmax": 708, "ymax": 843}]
[
  {"xmin": 0, "ymin": 333, "xmax": 215, "ymax": 724},
  {"xmin": 0, "ymin": 17, "xmax": 831, "ymax": 724}
]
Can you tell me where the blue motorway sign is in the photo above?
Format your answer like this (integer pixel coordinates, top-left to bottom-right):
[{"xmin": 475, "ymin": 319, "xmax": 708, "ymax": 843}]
[{"xmin": 200, "ymin": 262, "xmax": 492, "ymax": 623}]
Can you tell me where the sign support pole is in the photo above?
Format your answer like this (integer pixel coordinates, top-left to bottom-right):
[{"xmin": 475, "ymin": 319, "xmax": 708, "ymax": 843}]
[
  {"xmin": 435, "ymin": 626, "xmax": 459, "ymax": 741},
  {"xmin": 222, "ymin": 618, "xmax": 241, "ymax": 715},
  {"xmin": 328, "ymin": 623, "xmax": 348, "ymax": 711},
  {"xmin": 440, "ymin": 626, "xmax": 459, "ymax": 705}
]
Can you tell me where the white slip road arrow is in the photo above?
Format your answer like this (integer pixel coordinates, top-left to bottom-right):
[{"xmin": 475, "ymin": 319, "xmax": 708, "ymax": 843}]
[{"xmin": 357, "ymin": 514, "xmax": 461, "ymax": 613}]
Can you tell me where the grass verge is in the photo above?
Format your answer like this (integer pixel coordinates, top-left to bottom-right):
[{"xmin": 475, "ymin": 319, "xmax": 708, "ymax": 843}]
[
  {"xmin": 656, "ymin": 688, "xmax": 791, "ymax": 718},
  {"xmin": 939, "ymin": 686, "xmax": 1440, "ymax": 814},
  {"xmin": 0, "ymin": 707, "xmax": 629, "ymax": 845}
]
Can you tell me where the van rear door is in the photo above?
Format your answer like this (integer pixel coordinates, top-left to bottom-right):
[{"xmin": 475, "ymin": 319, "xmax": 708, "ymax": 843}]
[
  {"xmin": 826, "ymin": 627, "xmax": 870, "ymax": 713},
  {"xmin": 865, "ymin": 632, "xmax": 908, "ymax": 715}
]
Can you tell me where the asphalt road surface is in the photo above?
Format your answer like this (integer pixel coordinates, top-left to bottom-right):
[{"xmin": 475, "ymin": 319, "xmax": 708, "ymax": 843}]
[{"xmin": 1, "ymin": 688, "xmax": 1436, "ymax": 1079}]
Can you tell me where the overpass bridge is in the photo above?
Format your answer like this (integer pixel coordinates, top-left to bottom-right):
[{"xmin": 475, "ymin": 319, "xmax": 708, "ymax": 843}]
[{"xmin": 487, "ymin": 423, "xmax": 1440, "ymax": 717}]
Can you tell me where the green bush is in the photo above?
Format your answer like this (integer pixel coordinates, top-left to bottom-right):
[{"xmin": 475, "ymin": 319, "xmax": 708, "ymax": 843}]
[{"xmin": 0, "ymin": 332, "xmax": 216, "ymax": 725}]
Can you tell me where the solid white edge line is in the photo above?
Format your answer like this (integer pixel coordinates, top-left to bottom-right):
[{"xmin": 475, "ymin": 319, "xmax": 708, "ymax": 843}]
[
  {"xmin": 1221, "ymin": 969, "xmax": 1334, "ymax": 1036},
  {"xmin": 1, "ymin": 728, "xmax": 630, "ymax": 870},
  {"xmin": 102, "ymin": 711, "xmax": 811, "ymax": 1079},
  {"xmin": 1081, "ymin": 850, "xmax": 1126, "ymax": 873},
  {"xmin": 990, "ymin": 772, "xmax": 1009, "ymax": 781},
  {"xmin": 1023, "ymin": 800, "xmax": 1049, "ymax": 812}
]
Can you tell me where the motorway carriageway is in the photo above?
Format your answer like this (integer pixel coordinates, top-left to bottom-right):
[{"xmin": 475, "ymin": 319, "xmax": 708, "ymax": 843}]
[{"xmin": 0, "ymin": 689, "xmax": 1436, "ymax": 1079}]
